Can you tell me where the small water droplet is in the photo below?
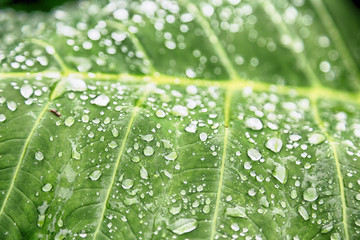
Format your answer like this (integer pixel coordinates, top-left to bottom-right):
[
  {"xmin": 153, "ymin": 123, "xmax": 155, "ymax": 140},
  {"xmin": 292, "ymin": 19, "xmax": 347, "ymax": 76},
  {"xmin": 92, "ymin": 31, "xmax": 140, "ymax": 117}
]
[
  {"xmin": 90, "ymin": 170, "xmax": 102, "ymax": 181},
  {"xmin": 245, "ymin": 117, "xmax": 263, "ymax": 130},
  {"xmin": 141, "ymin": 134, "xmax": 154, "ymax": 142},
  {"xmin": 140, "ymin": 166, "xmax": 148, "ymax": 179},
  {"xmin": 321, "ymin": 222, "xmax": 333, "ymax": 233},
  {"xmin": 272, "ymin": 163, "xmax": 287, "ymax": 184},
  {"xmin": 132, "ymin": 156, "xmax": 141, "ymax": 163},
  {"xmin": 0, "ymin": 114, "xmax": 6, "ymax": 122}
]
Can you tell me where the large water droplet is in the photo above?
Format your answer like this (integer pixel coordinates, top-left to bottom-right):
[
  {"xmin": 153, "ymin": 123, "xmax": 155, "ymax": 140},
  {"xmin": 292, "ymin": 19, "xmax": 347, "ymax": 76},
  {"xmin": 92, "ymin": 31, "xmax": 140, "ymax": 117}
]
[
  {"xmin": 144, "ymin": 146, "xmax": 154, "ymax": 156},
  {"xmin": 65, "ymin": 116, "xmax": 75, "ymax": 127},
  {"xmin": 156, "ymin": 109, "xmax": 166, "ymax": 118},
  {"xmin": 42, "ymin": 183, "xmax": 52, "ymax": 192},
  {"xmin": 0, "ymin": 114, "xmax": 6, "ymax": 122},
  {"xmin": 225, "ymin": 206, "xmax": 247, "ymax": 218},
  {"xmin": 141, "ymin": 134, "xmax": 154, "ymax": 142},
  {"xmin": 298, "ymin": 206, "xmax": 309, "ymax": 220},
  {"xmin": 164, "ymin": 151, "xmax": 177, "ymax": 161},
  {"xmin": 93, "ymin": 94, "xmax": 110, "ymax": 106},
  {"xmin": 35, "ymin": 151, "xmax": 44, "ymax": 161},
  {"xmin": 140, "ymin": 166, "xmax": 148, "ymax": 179},
  {"xmin": 90, "ymin": 170, "xmax": 102, "ymax": 181},
  {"xmin": 247, "ymin": 148, "xmax": 261, "ymax": 161},
  {"xmin": 272, "ymin": 163, "xmax": 287, "ymax": 184},
  {"xmin": 199, "ymin": 132, "xmax": 208, "ymax": 141},
  {"xmin": 122, "ymin": 179, "xmax": 134, "ymax": 189},
  {"xmin": 266, "ymin": 138, "xmax": 282, "ymax": 153},
  {"xmin": 108, "ymin": 141, "xmax": 118, "ymax": 149},
  {"xmin": 245, "ymin": 117, "xmax": 263, "ymax": 130},
  {"xmin": 172, "ymin": 105, "xmax": 188, "ymax": 117},
  {"xmin": 20, "ymin": 84, "xmax": 33, "ymax": 99},
  {"xmin": 7, "ymin": 101, "xmax": 17, "ymax": 111},
  {"xmin": 303, "ymin": 187, "xmax": 318, "ymax": 202},
  {"xmin": 168, "ymin": 218, "xmax": 198, "ymax": 235},
  {"xmin": 308, "ymin": 133, "xmax": 325, "ymax": 145}
]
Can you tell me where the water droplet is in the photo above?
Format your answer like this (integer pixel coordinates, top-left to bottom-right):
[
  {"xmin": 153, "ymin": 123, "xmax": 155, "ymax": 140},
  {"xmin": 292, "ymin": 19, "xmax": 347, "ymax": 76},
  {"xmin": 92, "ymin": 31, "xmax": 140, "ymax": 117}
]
[
  {"xmin": 7, "ymin": 101, "xmax": 17, "ymax": 111},
  {"xmin": 108, "ymin": 141, "xmax": 118, "ymax": 149},
  {"xmin": 330, "ymin": 233, "xmax": 341, "ymax": 240},
  {"xmin": 321, "ymin": 222, "xmax": 333, "ymax": 233},
  {"xmin": 35, "ymin": 151, "xmax": 44, "ymax": 161},
  {"xmin": 20, "ymin": 84, "xmax": 33, "ymax": 99},
  {"xmin": 143, "ymin": 146, "xmax": 154, "ymax": 156},
  {"xmin": 90, "ymin": 170, "xmax": 102, "ymax": 181},
  {"xmin": 65, "ymin": 116, "xmax": 75, "ymax": 127},
  {"xmin": 199, "ymin": 132, "xmax": 208, "ymax": 141},
  {"xmin": 140, "ymin": 166, "xmax": 148, "ymax": 179},
  {"xmin": 303, "ymin": 187, "xmax": 318, "ymax": 202},
  {"xmin": 164, "ymin": 151, "xmax": 177, "ymax": 161},
  {"xmin": 67, "ymin": 77, "xmax": 87, "ymax": 91},
  {"xmin": 231, "ymin": 223, "xmax": 240, "ymax": 231},
  {"xmin": 122, "ymin": 179, "xmax": 134, "ymax": 189},
  {"xmin": 247, "ymin": 148, "xmax": 261, "ymax": 161},
  {"xmin": 272, "ymin": 163, "xmax": 287, "ymax": 184},
  {"xmin": 170, "ymin": 206, "xmax": 181, "ymax": 215},
  {"xmin": 168, "ymin": 218, "xmax": 198, "ymax": 235},
  {"xmin": 289, "ymin": 134, "xmax": 302, "ymax": 141},
  {"xmin": 186, "ymin": 85, "xmax": 198, "ymax": 95},
  {"xmin": 266, "ymin": 138, "xmax": 283, "ymax": 153},
  {"xmin": 185, "ymin": 123, "xmax": 197, "ymax": 133},
  {"xmin": 93, "ymin": 94, "xmax": 110, "ymax": 106},
  {"xmin": 172, "ymin": 105, "xmax": 188, "ymax": 117},
  {"xmin": 141, "ymin": 134, "xmax": 154, "ymax": 142},
  {"xmin": 0, "ymin": 114, "xmax": 6, "ymax": 122},
  {"xmin": 132, "ymin": 156, "xmax": 140, "ymax": 163},
  {"xmin": 225, "ymin": 206, "xmax": 247, "ymax": 218},
  {"xmin": 245, "ymin": 117, "xmax": 263, "ymax": 130},
  {"xmin": 156, "ymin": 109, "xmax": 166, "ymax": 118},
  {"xmin": 298, "ymin": 206, "xmax": 309, "ymax": 220},
  {"xmin": 42, "ymin": 183, "xmax": 52, "ymax": 192},
  {"xmin": 308, "ymin": 133, "xmax": 325, "ymax": 145}
]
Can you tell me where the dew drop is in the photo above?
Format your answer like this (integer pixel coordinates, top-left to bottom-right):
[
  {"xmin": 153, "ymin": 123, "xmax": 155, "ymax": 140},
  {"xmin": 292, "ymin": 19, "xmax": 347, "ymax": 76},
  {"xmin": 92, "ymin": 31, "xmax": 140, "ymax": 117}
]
[
  {"xmin": 42, "ymin": 183, "xmax": 52, "ymax": 192},
  {"xmin": 168, "ymin": 218, "xmax": 198, "ymax": 235},
  {"xmin": 303, "ymin": 187, "xmax": 318, "ymax": 202},
  {"xmin": 122, "ymin": 179, "xmax": 134, "ymax": 189},
  {"xmin": 143, "ymin": 146, "xmax": 154, "ymax": 156},
  {"xmin": 0, "ymin": 114, "xmax": 6, "ymax": 122},
  {"xmin": 164, "ymin": 151, "xmax": 177, "ymax": 161},
  {"xmin": 298, "ymin": 206, "xmax": 309, "ymax": 220},
  {"xmin": 172, "ymin": 105, "xmax": 188, "ymax": 117},
  {"xmin": 308, "ymin": 133, "xmax": 325, "ymax": 145},
  {"xmin": 245, "ymin": 117, "xmax": 263, "ymax": 130},
  {"xmin": 185, "ymin": 123, "xmax": 197, "ymax": 133},
  {"xmin": 7, "ymin": 101, "xmax": 17, "ymax": 111},
  {"xmin": 321, "ymin": 222, "xmax": 333, "ymax": 233},
  {"xmin": 65, "ymin": 116, "xmax": 75, "ymax": 127},
  {"xmin": 93, "ymin": 94, "xmax": 110, "ymax": 106},
  {"xmin": 247, "ymin": 148, "xmax": 261, "ymax": 161},
  {"xmin": 140, "ymin": 166, "xmax": 148, "ymax": 179},
  {"xmin": 35, "ymin": 151, "xmax": 44, "ymax": 161},
  {"xmin": 199, "ymin": 132, "xmax": 208, "ymax": 141},
  {"xmin": 272, "ymin": 163, "xmax": 287, "ymax": 184},
  {"xmin": 20, "ymin": 84, "xmax": 33, "ymax": 99},
  {"xmin": 141, "ymin": 134, "xmax": 154, "ymax": 142},
  {"xmin": 156, "ymin": 109, "xmax": 166, "ymax": 118},
  {"xmin": 108, "ymin": 141, "xmax": 118, "ymax": 149},
  {"xmin": 89, "ymin": 170, "xmax": 102, "ymax": 181},
  {"xmin": 266, "ymin": 138, "xmax": 283, "ymax": 153},
  {"xmin": 225, "ymin": 206, "xmax": 247, "ymax": 218}
]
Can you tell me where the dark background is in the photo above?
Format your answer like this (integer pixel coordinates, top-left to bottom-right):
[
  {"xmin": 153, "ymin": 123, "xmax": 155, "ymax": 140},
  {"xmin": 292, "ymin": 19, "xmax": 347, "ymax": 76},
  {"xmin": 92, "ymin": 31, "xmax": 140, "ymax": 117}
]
[{"xmin": 0, "ymin": 0, "xmax": 359, "ymax": 12}]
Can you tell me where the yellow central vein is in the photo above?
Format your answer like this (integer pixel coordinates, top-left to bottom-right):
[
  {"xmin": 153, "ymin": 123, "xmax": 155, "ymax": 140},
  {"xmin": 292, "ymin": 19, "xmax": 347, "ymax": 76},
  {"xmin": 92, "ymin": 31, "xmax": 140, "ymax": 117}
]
[
  {"xmin": 210, "ymin": 89, "xmax": 232, "ymax": 240},
  {"xmin": 310, "ymin": 0, "xmax": 360, "ymax": 90},
  {"xmin": 92, "ymin": 85, "xmax": 152, "ymax": 240},
  {"xmin": 181, "ymin": 0, "xmax": 239, "ymax": 80},
  {"xmin": 310, "ymin": 96, "xmax": 349, "ymax": 240},
  {"xmin": 0, "ymin": 101, "xmax": 50, "ymax": 216}
]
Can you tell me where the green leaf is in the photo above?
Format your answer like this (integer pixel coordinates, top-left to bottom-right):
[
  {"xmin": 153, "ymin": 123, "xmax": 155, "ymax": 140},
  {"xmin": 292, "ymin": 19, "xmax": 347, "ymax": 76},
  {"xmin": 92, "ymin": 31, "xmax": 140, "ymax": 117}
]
[{"xmin": 0, "ymin": 0, "xmax": 360, "ymax": 239}]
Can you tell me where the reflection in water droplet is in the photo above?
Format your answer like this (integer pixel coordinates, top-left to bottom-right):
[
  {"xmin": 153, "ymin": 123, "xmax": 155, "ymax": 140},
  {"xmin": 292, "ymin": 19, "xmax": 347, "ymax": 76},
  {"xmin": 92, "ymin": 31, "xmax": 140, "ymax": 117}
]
[
  {"xmin": 245, "ymin": 117, "xmax": 263, "ymax": 130},
  {"xmin": 108, "ymin": 141, "xmax": 118, "ymax": 149},
  {"xmin": 144, "ymin": 146, "xmax": 154, "ymax": 156},
  {"xmin": 20, "ymin": 84, "xmax": 33, "ymax": 99},
  {"xmin": 65, "ymin": 116, "xmax": 75, "ymax": 127},
  {"xmin": 266, "ymin": 138, "xmax": 283, "ymax": 153},
  {"xmin": 303, "ymin": 187, "xmax": 318, "ymax": 202},
  {"xmin": 93, "ymin": 94, "xmax": 110, "ymax": 106},
  {"xmin": 247, "ymin": 148, "xmax": 261, "ymax": 161},
  {"xmin": 7, "ymin": 101, "xmax": 17, "ymax": 111},
  {"xmin": 122, "ymin": 179, "xmax": 134, "ymax": 189},
  {"xmin": 42, "ymin": 183, "xmax": 52, "ymax": 192},
  {"xmin": 298, "ymin": 206, "xmax": 309, "ymax": 220},
  {"xmin": 35, "ymin": 152, "xmax": 44, "ymax": 161}
]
